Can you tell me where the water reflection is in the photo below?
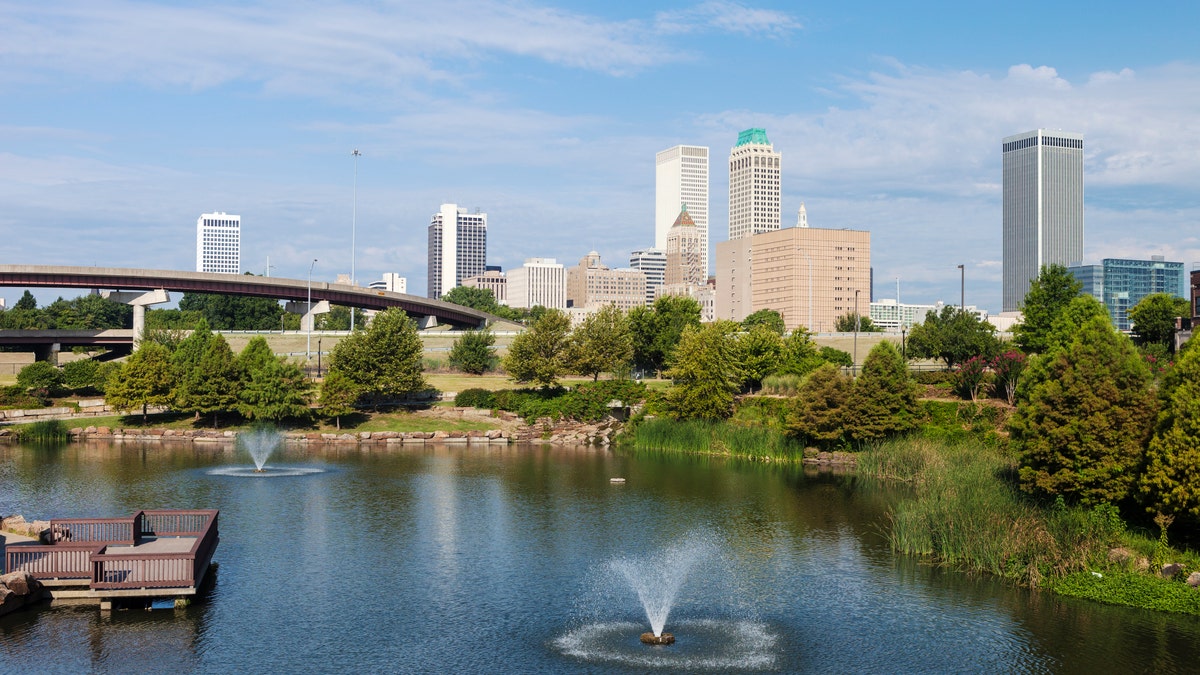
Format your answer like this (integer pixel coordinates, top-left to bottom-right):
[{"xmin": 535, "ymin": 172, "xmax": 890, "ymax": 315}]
[{"xmin": 2, "ymin": 441, "xmax": 1199, "ymax": 673}]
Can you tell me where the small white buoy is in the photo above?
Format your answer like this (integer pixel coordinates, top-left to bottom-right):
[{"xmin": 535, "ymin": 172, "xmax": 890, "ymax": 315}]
[{"xmin": 610, "ymin": 477, "xmax": 626, "ymax": 484}]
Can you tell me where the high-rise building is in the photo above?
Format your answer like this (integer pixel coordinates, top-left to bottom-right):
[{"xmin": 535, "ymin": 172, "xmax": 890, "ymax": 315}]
[
  {"xmin": 427, "ymin": 204, "xmax": 487, "ymax": 299},
  {"xmin": 629, "ymin": 248, "xmax": 666, "ymax": 306},
  {"xmin": 196, "ymin": 212, "xmax": 241, "ymax": 274},
  {"xmin": 656, "ymin": 145, "xmax": 709, "ymax": 275},
  {"xmin": 716, "ymin": 225, "xmax": 870, "ymax": 332},
  {"xmin": 664, "ymin": 206, "xmax": 704, "ymax": 287},
  {"xmin": 369, "ymin": 273, "xmax": 407, "ymax": 294},
  {"xmin": 728, "ymin": 128, "xmax": 781, "ymax": 241},
  {"xmin": 566, "ymin": 252, "xmax": 646, "ymax": 312},
  {"xmin": 507, "ymin": 258, "xmax": 566, "ymax": 309},
  {"xmin": 1002, "ymin": 129, "xmax": 1085, "ymax": 312},
  {"xmin": 1069, "ymin": 256, "xmax": 1186, "ymax": 330}
]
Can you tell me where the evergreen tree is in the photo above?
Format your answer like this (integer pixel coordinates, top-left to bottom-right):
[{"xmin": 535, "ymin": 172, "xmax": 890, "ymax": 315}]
[
  {"xmin": 171, "ymin": 319, "xmax": 213, "ymax": 416},
  {"xmin": 845, "ymin": 341, "xmax": 920, "ymax": 443},
  {"xmin": 787, "ymin": 363, "xmax": 851, "ymax": 448},
  {"xmin": 501, "ymin": 309, "xmax": 572, "ymax": 387},
  {"xmin": 1139, "ymin": 342, "xmax": 1200, "ymax": 519},
  {"xmin": 14, "ymin": 290, "xmax": 37, "ymax": 311},
  {"xmin": 661, "ymin": 321, "xmax": 744, "ymax": 420},
  {"xmin": 1009, "ymin": 316, "xmax": 1157, "ymax": 505},
  {"xmin": 738, "ymin": 323, "xmax": 784, "ymax": 391},
  {"xmin": 569, "ymin": 304, "xmax": 633, "ymax": 381},
  {"xmin": 236, "ymin": 337, "xmax": 312, "ymax": 421},
  {"xmin": 319, "ymin": 370, "xmax": 360, "ymax": 430},
  {"xmin": 448, "ymin": 329, "xmax": 497, "ymax": 375},
  {"xmin": 178, "ymin": 335, "xmax": 239, "ymax": 427},
  {"xmin": 328, "ymin": 308, "xmax": 426, "ymax": 402},
  {"xmin": 1013, "ymin": 264, "xmax": 1082, "ymax": 354},
  {"xmin": 105, "ymin": 343, "xmax": 173, "ymax": 422}
]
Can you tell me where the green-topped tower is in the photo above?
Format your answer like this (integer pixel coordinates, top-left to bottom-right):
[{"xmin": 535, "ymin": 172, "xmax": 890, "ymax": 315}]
[{"xmin": 728, "ymin": 128, "xmax": 781, "ymax": 240}]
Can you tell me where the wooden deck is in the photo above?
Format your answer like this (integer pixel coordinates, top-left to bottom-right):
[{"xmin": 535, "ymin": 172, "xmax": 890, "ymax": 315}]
[{"xmin": 4, "ymin": 509, "xmax": 218, "ymax": 607}]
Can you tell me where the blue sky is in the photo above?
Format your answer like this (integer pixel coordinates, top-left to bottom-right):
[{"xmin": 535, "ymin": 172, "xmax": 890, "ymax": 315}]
[{"xmin": 2, "ymin": 0, "xmax": 1199, "ymax": 313}]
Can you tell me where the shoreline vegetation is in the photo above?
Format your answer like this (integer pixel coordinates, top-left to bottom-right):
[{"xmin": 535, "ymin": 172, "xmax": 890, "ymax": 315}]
[{"xmin": 623, "ymin": 415, "xmax": 1200, "ymax": 617}]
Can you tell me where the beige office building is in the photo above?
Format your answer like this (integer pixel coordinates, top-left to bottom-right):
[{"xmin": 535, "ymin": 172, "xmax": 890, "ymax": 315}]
[
  {"xmin": 728, "ymin": 128, "xmax": 781, "ymax": 241},
  {"xmin": 716, "ymin": 226, "xmax": 871, "ymax": 332},
  {"xmin": 507, "ymin": 258, "xmax": 566, "ymax": 309},
  {"xmin": 566, "ymin": 252, "xmax": 646, "ymax": 312},
  {"xmin": 462, "ymin": 269, "xmax": 507, "ymax": 305},
  {"xmin": 665, "ymin": 206, "xmax": 704, "ymax": 287}
]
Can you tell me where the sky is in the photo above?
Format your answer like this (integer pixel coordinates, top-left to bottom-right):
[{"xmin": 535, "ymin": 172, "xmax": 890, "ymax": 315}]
[{"xmin": 2, "ymin": 0, "xmax": 1199, "ymax": 313}]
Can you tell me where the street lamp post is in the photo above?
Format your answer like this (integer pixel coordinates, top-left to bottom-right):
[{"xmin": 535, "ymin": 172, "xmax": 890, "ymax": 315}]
[
  {"xmin": 853, "ymin": 289, "xmax": 860, "ymax": 376},
  {"xmin": 958, "ymin": 264, "xmax": 965, "ymax": 312},
  {"xmin": 317, "ymin": 338, "xmax": 322, "ymax": 377},
  {"xmin": 306, "ymin": 258, "xmax": 317, "ymax": 360},
  {"xmin": 350, "ymin": 149, "xmax": 361, "ymax": 332}
]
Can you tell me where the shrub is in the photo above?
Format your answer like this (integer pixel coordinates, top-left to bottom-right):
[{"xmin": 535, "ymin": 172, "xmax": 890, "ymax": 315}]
[
  {"xmin": 14, "ymin": 419, "xmax": 70, "ymax": 443},
  {"xmin": 0, "ymin": 384, "xmax": 48, "ymax": 410},
  {"xmin": 62, "ymin": 358, "xmax": 100, "ymax": 390},
  {"xmin": 761, "ymin": 373, "xmax": 802, "ymax": 396},
  {"xmin": 17, "ymin": 361, "xmax": 65, "ymax": 394},
  {"xmin": 913, "ymin": 370, "xmax": 954, "ymax": 385},
  {"xmin": 454, "ymin": 388, "xmax": 496, "ymax": 409},
  {"xmin": 953, "ymin": 356, "xmax": 991, "ymax": 401}
]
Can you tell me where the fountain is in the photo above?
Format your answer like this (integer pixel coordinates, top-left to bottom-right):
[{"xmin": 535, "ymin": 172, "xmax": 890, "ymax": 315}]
[
  {"xmin": 553, "ymin": 530, "xmax": 778, "ymax": 669},
  {"xmin": 205, "ymin": 427, "xmax": 325, "ymax": 478}
]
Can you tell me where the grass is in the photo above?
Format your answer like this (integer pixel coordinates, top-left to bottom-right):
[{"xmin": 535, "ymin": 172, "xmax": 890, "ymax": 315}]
[
  {"xmin": 12, "ymin": 419, "xmax": 70, "ymax": 443},
  {"xmin": 424, "ymin": 372, "xmax": 670, "ymax": 393},
  {"xmin": 856, "ymin": 437, "xmax": 1200, "ymax": 614},
  {"xmin": 14, "ymin": 409, "xmax": 500, "ymax": 434},
  {"xmin": 625, "ymin": 417, "xmax": 805, "ymax": 461}
]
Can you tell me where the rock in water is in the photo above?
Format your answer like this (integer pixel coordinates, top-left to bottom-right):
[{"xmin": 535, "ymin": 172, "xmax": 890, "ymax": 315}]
[{"xmin": 640, "ymin": 632, "xmax": 675, "ymax": 645}]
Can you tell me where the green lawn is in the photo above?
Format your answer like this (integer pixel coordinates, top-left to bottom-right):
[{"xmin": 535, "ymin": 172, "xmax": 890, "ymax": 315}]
[
  {"xmin": 424, "ymin": 372, "xmax": 671, "ymax": 393},
  {"xmin": 28, "ymin": 409, "xmax": 499, "ymax": 434}
]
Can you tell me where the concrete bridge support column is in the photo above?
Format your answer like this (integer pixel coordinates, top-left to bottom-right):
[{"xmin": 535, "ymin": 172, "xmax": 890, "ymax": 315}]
[
  {"xmin": 102, "ymin": 289, "xmax": 170, "ymax": 347},
  {"xmin": 285, "ymin": 300, "xmax": 331, "ymax": 332}
]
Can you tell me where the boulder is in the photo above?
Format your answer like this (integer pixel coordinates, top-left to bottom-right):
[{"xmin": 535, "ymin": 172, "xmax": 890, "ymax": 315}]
[
  {"xmin": 1108, "ymin": 548, "xmax": 1135, "ymax": 564},
  {"xmin": 1187, "ymin": 572, "xmax": 1200, "ymax": 588},
  {"xmin": 0, "ymin": 571, "xmax": 41, "ymax": 597},
  {"xmin": 1161, "ymin": 563, "xmax": 1185, "ymax": 579}
]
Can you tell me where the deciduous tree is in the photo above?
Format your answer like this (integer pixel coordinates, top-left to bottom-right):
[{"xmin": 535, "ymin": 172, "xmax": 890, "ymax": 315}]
[
  {"xmin": 743, "ymin": 309, "xmax": 786, "ymax": 336},
  {"xmin": 906, "ymin": 306, "xmax": 999, "ymax": 369},
  {"xmin": 738, "ymin": 324, "xmax": 783, "ymax": 391},
  {"xmin": 328, "ymin": 308, "xmax": 427, "ymax": 403},
  {"xmin": 440, "ymin": 286, "xmax": 501, "ymax": 314},
  {"xmin": 502, "ymin": 309, "xmax": 572, "ymax": 387},
  {"xmin": 1139, "ymin": 342, "xmax": 1200, "ymax": 519},
  {"xmin": 569, "ymin": 304, "xmax": 633, "ymax": 380},
  {"xmin": 235, "ymin": 337, "xmax": 312, "ymax": 421},
  {"xmin": 1013, "ymin": 264, "xmax": 1082, "ymax": 354},
  {"xmin": 1128, "ymin": 293, "xmax": 1190, "ymax": 351},
  {"xmin": 449, "ymin": 329, "xmax": 497, "ymax": 375},
  {"xmin": 319, "ymin": 370, "xmax": 359, "ymax": 430},
  {"xmin": 835, "ymin": 312, "xmax": 881, "ymax": 333},
  {"xmin": 661, "ymin": 321, "xmax": 744, "ymax": 420}
]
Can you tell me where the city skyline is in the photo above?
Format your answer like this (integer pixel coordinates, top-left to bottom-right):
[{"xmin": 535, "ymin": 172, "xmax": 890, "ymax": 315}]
[{"xmin": 2, "ymin": 2, "xmax": 1199, "ymax": 313}]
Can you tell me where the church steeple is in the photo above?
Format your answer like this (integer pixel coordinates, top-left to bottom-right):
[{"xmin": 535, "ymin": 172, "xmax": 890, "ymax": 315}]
[{"xmin": 797, "ymin": 201, "xmax": 808, "ymax": 228}]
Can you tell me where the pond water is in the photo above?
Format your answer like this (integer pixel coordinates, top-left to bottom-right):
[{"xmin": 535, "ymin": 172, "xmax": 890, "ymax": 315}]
[{"xmin": 2, "ymin": 440, "xmax": 1199, "ymax": 674}]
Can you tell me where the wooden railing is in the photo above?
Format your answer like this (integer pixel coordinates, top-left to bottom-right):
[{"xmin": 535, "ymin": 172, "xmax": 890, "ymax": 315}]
[
  {"xmin": 4, "ymin": 543, "xmax": 103, "ymax": 580},
  {"xmin": 5, "ymin": 509, "xmax": 219, "ymax": 592}
]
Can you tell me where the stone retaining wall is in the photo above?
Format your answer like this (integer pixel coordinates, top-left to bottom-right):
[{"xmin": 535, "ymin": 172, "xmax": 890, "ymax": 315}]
[{"xmin": 0, "ymin": 401, "xmax": 163, "ymax": 422}]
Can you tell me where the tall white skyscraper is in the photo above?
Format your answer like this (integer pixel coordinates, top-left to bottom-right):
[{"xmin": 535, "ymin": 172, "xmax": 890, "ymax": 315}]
[
  {"xmin": 196, "ymin": 212, "xmax": 241, "ymax": 274},
  {"xmin": 656, "ymin": 145, "xmax": 709, "ymax": 275},
  {"xmin": 1002, "ymin": 129, "xmax": 1085, "ymax": 312},
  {"xmin": 427, "ymin": 204, "xmax": 487, "ymax": 299},
  {"xmin": 728, "ymin": 128, "xmax": 781, "ymax": 241},
  {"xmin": 507, "ymin": 258, "xmax": 566, "ymax": 309}
]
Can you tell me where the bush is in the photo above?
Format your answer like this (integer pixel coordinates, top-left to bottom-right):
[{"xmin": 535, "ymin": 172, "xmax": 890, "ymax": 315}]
[
  {"xmin": 17, "ymin": 361, "xmax": 65, "ymax": 394},
  {"xmin": 761, "ymin": 373, "xmax": 802, "ymax": 396},
  {"xmin": 14, "ymin": 419, "xmax": 70, "ymax": 443},
  {"xmin": 0, "ymin": 384, "xmax": 48, "ymax": 410},
  {"xmin": 953, "ymin": 356, "xmax": 991, "ymax": 401},
  {"xmin": 913, "ymin": 370, "xmax": 954, "ymax": 385},
  {"xmin": 487, "ymin": 381, "xmax": 648, "ymax": 423},
  {"xmin": 454, "ymin": 388, "xmax": 496, "ymax": 409}
]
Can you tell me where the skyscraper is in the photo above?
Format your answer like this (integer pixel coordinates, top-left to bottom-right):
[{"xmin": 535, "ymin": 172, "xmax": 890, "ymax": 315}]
[
  {"xmin": 629, "ymin": 247, "xmax": 667, "ymax": 306},
  {"xmin": 1002, "ymin": 129, "xmax": 1085, "ymax": 312},
  {"xmin": 508, "ymin": 258, "xmax": 566, "ymax": 309},
  {"xmin": 664, "ymin": 206, "xmax": 704, "ymax": 287},
  {"xmin": 196, "ymin": 212, "xmax": 240, "ymax": 274},
  {"xmin": 427, "ymin": 204, "xmax": 487, "ymax": 299},
  {"xmin": 656, "ymin": 145, "xmax": 709, "ymax": 275},
  {"xmin": 728, "ymin": 128, "xmax": 781, "ymax": 241}
]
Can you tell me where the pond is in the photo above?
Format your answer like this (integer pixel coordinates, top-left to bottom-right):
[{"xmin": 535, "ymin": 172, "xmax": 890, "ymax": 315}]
[{"xmin": 2, "ymin": 440, "xmax": 1199, "ymax": 673}]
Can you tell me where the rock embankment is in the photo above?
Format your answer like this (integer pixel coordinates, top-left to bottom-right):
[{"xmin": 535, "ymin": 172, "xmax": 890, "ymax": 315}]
[{"xmin": 0, "ymin": 571, "xmax": 44, "ymax": 617}]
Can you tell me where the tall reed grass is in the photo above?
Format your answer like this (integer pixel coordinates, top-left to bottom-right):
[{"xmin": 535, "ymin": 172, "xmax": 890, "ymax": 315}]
[
  {"xmin": 14, "ymin": 419, "xmax": 70, "ymax": 444},
  {"xmin": 760, "ymin": 373, "xmax": 803, "ymax": 396},
  {"xmin": 627, "ymin": 418, "xmax": 805, "ymax": 461},
  {"xmin": 858, "ymin": 438, "xmax": 1129, "ymax": 586}
]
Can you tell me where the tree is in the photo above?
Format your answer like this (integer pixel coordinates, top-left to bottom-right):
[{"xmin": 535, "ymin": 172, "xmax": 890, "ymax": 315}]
[
  {"xmin": 1013, "ymin": 264, "xmax": 1082, "ymax": 354},
  {"xmin": 845, "ymin": 341, "xmax": 920, "ymax": 443},
  {"xmin": 1009, "ymin": 316, "xmax": 1157, "ymax": 505},
  {"xmin": 1043, "ymin": 295, "xmax": 1111, "ymax": 354},
  {"xmin": 1128, "ymin": 293, "xmax": 1190, "ymax": 351},
  {"xmin": 17, "ymin": 361, "xmax": 65, "ymax": 394},
  {"xmin": 316, "ymin": 305, "xmax": 367, "ymax": 331},
  {"xmin": 319, "ymin": 370, "xmax": 360, "ymax": 430},
  {"xmin": 991, "ymin": 350, "xmax": 1027, "ymax": 405},
  {"xmin": 835, "ymin": 312, "xmax": 881, "ymax": 333},
  {"xmin": 171, "ymin": 319, "xmax": 213, "ymax": 414},
  {"xmin": 328, "ymin": 308, "xmax": 426, "ymax": 403},
  {"xmin": 818, "ymin": 346, "xmax": 853, "ymax": 368},
  {"xmin": 235, "ymin": 337, "xmax": 312, "ymax": 422},
  {"xmin": 178, "ymin": 289, "xmax": 286, "ymax": 330},
  {"xmin": 787, "ymin": 364, "xmax": 852, "ymax": 448},
  {"xmin": 440, "ymin": 286, "xmax": 501, "ymax": 314},
  {"xmin": 629, "ymin": 295, "xmax": 702, "ymax": 377},
  {"xmin": 776, "ymin": 328, "xmax": 826, "ymax": 376},
  {"xmin": 569, "ymin": 304, "xmax": 633, "ymax": 381},
  {"xmin": 906, "ymin": 306, "xmax": 1000, "ymax": 369},
  {"xmin": 661, "ymin": 321, "xmax": 744, "ymax": 420},
  {"xmin": 501, "ymin": 309, "xmax": 572, "ymax": 387},
  {"xmin": 62, "ymin": 358, "xmax": 101, "ymax": 391},
  {"xmin": 743, "ymin": 309, "xmax": 785, "ymax": 336},
  {"xmin": 177, "ymin": 335, "xmax": 239, "ymax": 427},
  {"xmin": 738, "ymin": 324, "xmax": 783, "ymax": 391},
  {"xmin": 105, "ymin": 343, "xmax": 173, "ymax": 423},
  {"xmin": 14, "ymin": 290, "xmax": 37, "ymax": 311},
  {"xmin": 448, "ymin": 329, "xmax": 497, "ymax": 375},
  {"xmin": 1139, "ymin": 342, "xmax": 1200, "ymax": 519}
]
